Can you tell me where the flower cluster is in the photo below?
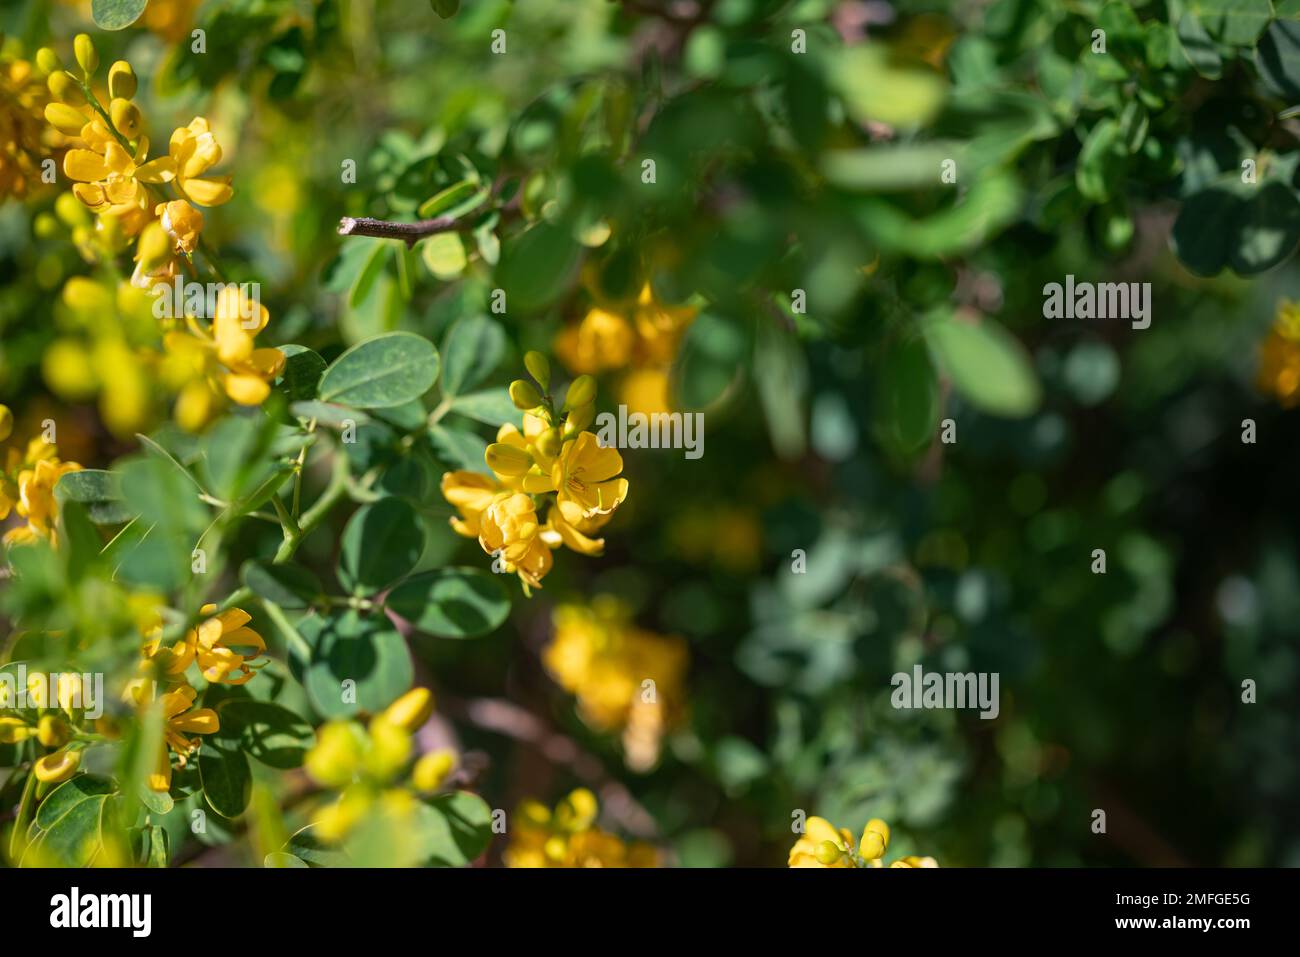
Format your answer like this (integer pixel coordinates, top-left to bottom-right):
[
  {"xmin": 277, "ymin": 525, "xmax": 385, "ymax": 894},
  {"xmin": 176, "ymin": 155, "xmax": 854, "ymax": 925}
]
[
  {"xmin": 303, "ymin": 688, "xmax": 459, "ymax": 844},
  {"xmin": 41, "ymin": 35, "xmax": 282, "ymax": 431},
  {"xmin": 124, "ymin": 602, "xmax": 268, "ymax": 790},
  {"xmin": 1257, "ymin": 298, "xmax": 1300, "ymax": 408},
  {"xmin": 0, "ymin": 407, "xmax": 82, "ymax": 548},
  {"xmin": 0, "ymin": 40, "xmax": 66, "ymax": 200},
  {"xmin": 504, "ymin": 788, "xmax": 659, "ymax": 867},
  {"xmin": 440, "ymin": 353, "xmax": 629, "ymax": 592},
  {"xmin": 544, "ymin": 596, "xmax": 687, "ymax": 771},
  {"xmin": 555, "ymin": 271, "xmax": 697, "ymax": 416},
  {"xmin": 789, "ymin": 816, "xmax": 938, "ymax": 869}
]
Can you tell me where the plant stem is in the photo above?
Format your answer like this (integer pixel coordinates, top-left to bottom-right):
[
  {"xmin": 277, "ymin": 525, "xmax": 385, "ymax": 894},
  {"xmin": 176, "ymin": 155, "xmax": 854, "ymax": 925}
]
[{"xmin": 336, "ymin": 215, "xmax": 461, "ymax": 247}]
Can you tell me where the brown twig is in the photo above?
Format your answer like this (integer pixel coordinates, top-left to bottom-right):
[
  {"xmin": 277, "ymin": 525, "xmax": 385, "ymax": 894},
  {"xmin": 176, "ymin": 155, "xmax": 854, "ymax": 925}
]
[{"xmin": 336, "ymin": 215, "xmax": 461, "ymax": 248}]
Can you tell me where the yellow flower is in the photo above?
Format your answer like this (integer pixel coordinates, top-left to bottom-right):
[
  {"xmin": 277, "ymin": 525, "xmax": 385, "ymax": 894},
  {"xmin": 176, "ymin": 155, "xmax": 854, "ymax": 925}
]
[
  {"xmin": 161, "ymin": 285, "xmax": 284, "ymax": 428},
  {"xmin": 34, "ymin": 748, "xmax": 82, "ymax": 784},
  {"xmin": 543, "ymin": 598, "xmax": 687, "ymax": 769},
  {"xmin": 137, "ymin": 116, "xmax": 233, "ymax": 207},
  {"xmin": 440, "ymin": 469, "xmax": 501, "ymax": 538},
  {"xmin": 380, "ymin": 687, "xmax": 435, "ymax": 732},
  {"xmin": 504, "ymin": 789, "xmax": 659, "ymax": 868},
  {"xmin": 555, "ymin": 306, "xmax": 636, "ymax": 374},
  {"xmin": 1, "ymin": 51, "xmax": 63, "ymax": 200},
  {"xmin": 788, "ymin": 816, "xmax": 937, "ymax": 868},
  {"xmin": 155, "ymin": 198, "xmax": 203, "ymax": 254},
  {"xmin": 3, "ymin": 452, "xmax": 82, "ymax": 547},
  {"xmin": 1259, "ymin": 299, "xmax": 1300, "ymax": 408},
  {"xmin": 412, "ymin": 749, "xmax": 457, "ymax": 793},
  {"xmin": 121, "ymin": 681, "xmax": 219, "ymax": 792},
  {"xmin": 143, "ymin": 603, "xmax": 266, "ymax": 685},
  {"xmin": 478, "ymin": 492, "xmax": 553, "ymax": 590},
  {"xmin": 551, "ymin": 431, "xmax": 628, "ymax": 521},
  {"xmin": 555, "ymin": 281, "xmax": 696, "ymax": 374}
]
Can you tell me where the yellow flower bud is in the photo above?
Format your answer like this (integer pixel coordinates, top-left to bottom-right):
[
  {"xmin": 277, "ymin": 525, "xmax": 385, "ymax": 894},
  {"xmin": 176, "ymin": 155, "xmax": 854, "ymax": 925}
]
[
  {"xmin": 304, "ymin": 721, "xmax": 365, "ymax": 788},
  {"xmin": 412, "ymin": 749, "xmax": 457, "ymax": 793},
  {"xmin": 563, "ymin": 374, "xmax": 597, "ymax": 411},
  {"xmin": 485, "ymin": 442, "xmax": 533, "ymax": 476},
  {"xmin": 37, "ymin": 715, "xmax": 71, "ymax": 748},
  {"xmin": 34, "ymin": 748, "xmax": 81, "ymax": 784},
  {"xmin": 109, "ymin": 98, "xmax": 142, "ymax": 139},
  {"xmin": 564, "ymin": 403, "xmax": 595, "ymax": 435},
  {"xmin": 57, "ymin": 674, "xmax": 84, "ymax": 716},
  {"xmin": 108, "ymin": 60, "xmax": 137, "ymax": 99},
  {"xmin": 524, "ymin": 351, "xmax": 550, "ymax": 389},
  {"xmin": 47, "ymin": 71, "xmax": 85, "ymax": 107},
  {"xmin": 815, "ymin": 840, "xmax": 844, "ymax": 865},
  {"xmin": 0, "ymin": 403, "xmax": 12, "ymax": 443},
  {"xmin": 555, "ymin": 787, "xmax": 598, "ymax": 831},
  {"xmin": 0, "ymin": 717, "xmax": 32, "ymax": 744},
  {"xmin": 35, "ymin": 47, "xmax": 61, "ymax": 76},
  {"xmin": 311, "ymin": 787, "xmax": 371, "ymax": 842},
  {"xmin": 74, "ymin": 34, "xmax": 98, "ymax": 77},
  {"xmin": 44, "ymin": 102, "xmax": 87, "ymax": 137},
  {"xmin": 535, "ymin": 427, "xmax": 562, "ymax": 459},
  {"xmin": 55, "ymin": 192, "xmax": 90, "ymax": 228},
  {"xmin": 509, "ymin": 378, "xmax": 543, "ymax": 410},
  {"xmin": 379, "ymin": 687, "xmax": 435, "ymax": 732},
  {"xmin": 859, "ymin": 829, "xmax": 886, "ymax": 860},
  {"xmin": 136, "ymin": 221, "xmax": 171, "ymax": 271},
  {"xmin": 864, "ymin": 818, "xmax": 890, "ymax": 851},
  {"xmin": 364, "ymin": 717, "xmax": 412, "ymax": 781}
]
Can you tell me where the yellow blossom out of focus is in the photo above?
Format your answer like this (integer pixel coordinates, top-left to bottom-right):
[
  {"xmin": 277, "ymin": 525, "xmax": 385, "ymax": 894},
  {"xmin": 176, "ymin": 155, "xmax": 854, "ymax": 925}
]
[
  {"xmin": 0, "ymin": 429, "xmax": 81, "ymax": 547},
  {"xmin": 789, "ymin": 816, "xmax": 938, "ymax": 868},
  {"xmin": 556, "ymin": 280, "xmax": 696, "ymax": 377},
  {"xmin": 0, "ymin": 45, "xmax": 65, "ymax": 200},
  {"xmin": 1258, "ymin": 299, "xmax": 1300, "ymax": 408},
  {"xmin": 544, "ymin": 596, "xmax": 688, "ymax": 770},
  {"xmin": 504, "ymin": 788, "xmax": 659, "ymax": 867}
]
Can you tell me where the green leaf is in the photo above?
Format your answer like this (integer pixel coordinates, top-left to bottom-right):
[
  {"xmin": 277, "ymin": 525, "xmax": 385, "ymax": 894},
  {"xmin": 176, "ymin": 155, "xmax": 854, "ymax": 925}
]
[
  {"xmin": 216, "ymin": 700, "xmax": 315, "ymax": 769},
  {"xmin": 415, "ymin": 791, "xmax": 493, "ymax": 866},
  {"xmin": 277, "ymin": 346, "xmax": 328, "ymax": 402},
  {"xmin": 430, "ymin": 0, "xmax": 461, "ymax": 21},
  {"xmin": 495, "ymin": 222, "xmax": 582, "ymax": 313},
  {"xmin": 1076, "ymin": 119, "xmax": 1121, "ymax": 203},
  {"xmin": 318, "ymin": 332, "xmax": 440, "ymax": 409},
  {"xmin": 199, "ymin": 742, "xmax": 252, "ymax": 818},
  {"xmin": 1171, "ymin": 187, "xmax": 1241, "ymax": 276},
  {"xmin": 241, "ymin": 559, "xmax": 322, "ymax": 610},
  {"xmin": 422, "ymin": 233, "xmax": 468, "ymax": 280},
  {"xmin": 1256, "ymin": 20, "xmax": 1300, "ymax": 100},
  {"xmin": 27, "ymin": 794, "xmax": 109, "ymax": 866},
  {"xmin": 829, "ymin": 45, "xmax": 946, "ymax": 128},
  {"xmin": 338, "ymin": 498, "xmax": 425, "ymax": 594},
  {"xmin": 91, "ymin": 0, "xmax": 148, "ymax": 30},
  {"xmin": 879, "ymin": 337, "xmax": 939, "ymax": 452},
  {"xmin": 296, "ymin": 611, "xmax": 414, "ymax": 719},
  {"xmin": 289, "ymin": 400, "xmax": 372, "ymax": 429},
  {"xmin": 440, "ymin": 315, "xmax": 507, "ymax": 396},
  {"xmin": 264, "ymin": 851, "xmax": 309, "ymax": 867},
  {"xmin": 924, "ymin": 313, "xmax": 1041, "ymax": 418},
  {"xmin": 34, "ymin": 775, "xmax": 115, "ymax": 829},
  {"xmin": 284, "ymin": 825, "xmax": 351, "ymax": 866},
  {"xmin": 428, "ymin": 424, "xmax": 489, "ymax": 473},
  {"xmin": 450, "ymin": 389, "xmax": 518, "ymax": 426},
  {"xmin": 822, "ymin": 143, "xmax": 965, "ymax": 192},
  {"xmin": 417, "ymin": 180, "xmax": 487, "ymax": 219},
  {"xmin": 1230, "ymin": 181, "xmax": 1300, "ymax": 275},
  {"xmin": 54, "ymin": 470, "xmax": 133, "ymax": 525},
  {"xmin": 386, "ymin": 567, "xmax": 511, "ymax": 638},
  {"xmin": 1176, "ymin": 12, "xmax": 1223, "ymax": 79}
]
